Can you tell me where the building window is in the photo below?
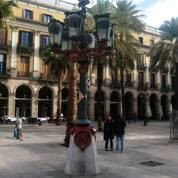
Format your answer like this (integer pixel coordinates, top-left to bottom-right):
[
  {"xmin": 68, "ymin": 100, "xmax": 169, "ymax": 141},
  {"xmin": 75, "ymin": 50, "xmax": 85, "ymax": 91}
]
[
  {"xmin": 138, "ymin": 72, "xmax": 144, "ymax": 87},
  {"xmin": 171, "ymin": 76, "xmax": 175, "ymax": 90},
  {"xmin": 20, "ymin": 31, "xmax": 32, "ymax": 47},
  {"xmin": 23, "ymin": 9, "xmax": 33, "ymax": 20},
  {"xmin": 0, "ymin": 29, "xmax": 7, "ymax": 45},
  {"xmin": 41, "ymin": 35, "xmax": 49, "ymax": 48},
  {"xmin": 0, "ymin": 54, "xmax": 6, "ymax": 74},
  {"xmin": 43, "ymin": 14, "xmax": 52, "ymax": 24},
  {"xmin": 138, "ymin": 53, "xmax": 145, "ymax": 65},
  {"xmin": 42, "ymin": 64, "xmax": 51, "ymax": 79},
  {"xmin": 139, "ymin": 37, "xmax": 143, "ymax": 44},
  {"xmin": 18, "ymin": 56, "xmax": 30, "ymax": 77},
  {"xmin": 161, "ymin": 75, "xmax": 166, "ymax": 88},
  {"xmin": 150, "ymin": 39, "xmax": 154, "ymax": 46},
  {"xmin": 125, "ymin": 70, "xmax": 131, "ymax": 86},
  {"xmin": 150, "ymin": 73, "xmax": 155, "ymax": 88}
]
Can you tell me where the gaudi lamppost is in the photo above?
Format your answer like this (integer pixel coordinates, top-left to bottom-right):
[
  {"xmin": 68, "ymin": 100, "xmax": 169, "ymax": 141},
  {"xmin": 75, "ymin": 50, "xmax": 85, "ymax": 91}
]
[{"xmin": 48, "ymin": 0, "xmax": 113, "ymax": 176}]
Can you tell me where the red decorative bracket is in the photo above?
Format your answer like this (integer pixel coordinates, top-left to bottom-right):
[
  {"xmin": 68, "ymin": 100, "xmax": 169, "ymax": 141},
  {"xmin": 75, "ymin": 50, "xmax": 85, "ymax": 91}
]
[{"xmin": 70, "ymin": 125, "xmax": 96, "ymax": 151}]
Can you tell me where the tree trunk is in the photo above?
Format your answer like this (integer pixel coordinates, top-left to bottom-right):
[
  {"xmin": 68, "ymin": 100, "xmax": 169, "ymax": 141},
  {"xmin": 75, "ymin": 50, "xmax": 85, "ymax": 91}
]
[
  {"xmin": 175, "ymin": 63, "xmax": 178, "ymax": 110},
  {"xmin": 64, "ymin": 62, "xmax": 78, "ymax": 146},
  {"xmin": 56, "ymin": 73, "xmax": 62, "ymax": 125},
  {"xmin": 68, "ymin": 62, "xmax": 78, "ymax": 123},
  {"xmin": 97, "ymin": 62, "xmax": 103, "ymax": 131},
  {"xmin": 120, "ymin": 67, "xmax": 125, "ymax": 120}
]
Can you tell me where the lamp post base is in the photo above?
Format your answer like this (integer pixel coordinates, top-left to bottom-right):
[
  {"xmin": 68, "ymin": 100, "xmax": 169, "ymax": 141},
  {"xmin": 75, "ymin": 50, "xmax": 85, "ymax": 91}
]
[{"xmin": 65, "ymin": 126, "xmax": 100, "ymax": 176}]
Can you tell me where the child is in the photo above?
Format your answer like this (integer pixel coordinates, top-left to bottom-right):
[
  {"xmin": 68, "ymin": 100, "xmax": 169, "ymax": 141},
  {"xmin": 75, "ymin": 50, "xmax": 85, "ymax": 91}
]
[{"xmin": 103, "ymin": 116, "xmax": 114, "ymax": 151}]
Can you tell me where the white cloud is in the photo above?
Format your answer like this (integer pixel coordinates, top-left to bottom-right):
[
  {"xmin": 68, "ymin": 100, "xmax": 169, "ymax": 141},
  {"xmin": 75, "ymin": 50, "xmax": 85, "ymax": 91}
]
[{"xmin": 144, "ymin": 0, "xmax": 178, "ymax": 28}]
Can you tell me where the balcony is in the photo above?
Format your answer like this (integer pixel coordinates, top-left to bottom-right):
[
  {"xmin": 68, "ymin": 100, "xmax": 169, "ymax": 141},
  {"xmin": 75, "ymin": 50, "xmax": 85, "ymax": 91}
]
[
  {"xmin": 40, "ymin": 47, "xmax": 49, "ymax": 56},
  {"xmin": 17, "ymin": 44, "xmax": 34, "ymax": 55},
  {"xmin": 137, "ymin": 64, "xmax": 147, "ymax": 70},
  {"xmin": 0, "ymin": 41, "xmax": 10, "ymax": 51},
  {"xmin": 161, "ymin": 85, "xmax": 171, "ymax": 93},
  {"xmin": 125, "ymin": 81, "xmax": 134, "ymax": 88},
  {"xmin": 150, "ymin": 83, "xmax": 157, "ymax": 90},
  {"xmin": 138, "ymin": 82, "xmax": 149, "ymax": 91},
  {"xmin": 110, "ymin": 80, "xmax": 121, "ymax": 89},
  {"xmin": 0, "ymin": 72, "xmax": 10, "ymax": 79},
  {"xmin": 161, "ymin": 67, "xmax": 169, "ymax": 73},
  {"xmin": 38, "ymin": 73, "xmax": 57, "ymax": 83},
  {"xmin": 17, "ymin": 71, "xmax": 30, "ymax": 78}
]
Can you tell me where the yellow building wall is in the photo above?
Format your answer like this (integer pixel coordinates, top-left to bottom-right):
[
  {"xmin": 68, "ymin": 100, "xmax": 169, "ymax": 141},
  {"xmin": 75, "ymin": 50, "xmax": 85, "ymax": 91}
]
[{"xmin": 13, "ymin": 2, "xmax": 65, "ymax": 22}]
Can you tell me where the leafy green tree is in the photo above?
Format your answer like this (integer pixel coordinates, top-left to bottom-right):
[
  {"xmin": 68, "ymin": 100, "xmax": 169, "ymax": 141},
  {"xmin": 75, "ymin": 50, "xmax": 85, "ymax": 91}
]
[
  {"xmin": 0, "ymin": 0, "xmax": 17, "ymax": 27},
  {"xmin": 44, "ymin": 47, "xmax": 67, "ymax": 125},
  {"xmin": 150, "ymin": 18, "xmax": 178, "ymax": 111}
]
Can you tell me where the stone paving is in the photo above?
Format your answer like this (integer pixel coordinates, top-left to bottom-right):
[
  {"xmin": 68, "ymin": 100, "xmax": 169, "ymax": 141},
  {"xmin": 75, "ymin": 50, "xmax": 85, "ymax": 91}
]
[{"xmin": 0, "ymin": 121, "xmax": 178, "ymax": 178}]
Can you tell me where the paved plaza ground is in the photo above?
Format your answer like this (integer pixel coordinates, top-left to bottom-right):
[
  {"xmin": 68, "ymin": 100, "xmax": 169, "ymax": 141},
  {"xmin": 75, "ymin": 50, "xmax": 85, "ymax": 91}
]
[{"xmin": 0, "ymin": 121, "xmax": 178, "ymax": 178}]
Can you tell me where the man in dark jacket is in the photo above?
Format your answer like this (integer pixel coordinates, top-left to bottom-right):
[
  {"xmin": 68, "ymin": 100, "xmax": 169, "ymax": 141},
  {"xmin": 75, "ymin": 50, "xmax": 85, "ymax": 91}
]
[
  {"xmin": 103, "ymin": 116, "xmax": 114, "ymax": 151},
  {"xmin": 114, "ymin": 114, "xmax": 126, "ymax": 153}
]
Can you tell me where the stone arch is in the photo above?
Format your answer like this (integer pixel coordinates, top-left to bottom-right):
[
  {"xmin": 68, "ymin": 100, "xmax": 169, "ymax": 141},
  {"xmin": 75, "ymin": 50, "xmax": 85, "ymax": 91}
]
[
  {"xmin": 15, "ymin": 85, "xmax": 32, "ymax": 117},
  {"xmin": 38, "ymin": 86, "xmax": 53, "ymax": 118},
  {"xmin": 150, "ymin": 93, "xmax": 158, "ymax": 120},
  {"xmin": 14, "ymin": 83, "xmax": 34, "ymax": 96},
  {"xmin": 161, "ymin": 94, "xmax": 169, "ymax": 120},
  {"xmin": 95, "ymin": 90, "xmax": 106, "ymax": 121},
  {"xmin": 62, "ymin": 87, "xmax": 69, "ymax": 117},
  {"xmin": 171, "ymin": 94, "xmax": 176, "ymax": 110},
  {"xmin": 110, "ymin": 91, "xmax": 120, "ymax": 118},
  {"xmin": 137, "ymin": 93, "xmax": 146, "ymax": 120},
  {"xmin": 124, "ymin": 92, "xmax": 134, "ymax": 121},
  {"xmin": 0, "ymin": 83, "xmax": 9, "ymax": 119}
]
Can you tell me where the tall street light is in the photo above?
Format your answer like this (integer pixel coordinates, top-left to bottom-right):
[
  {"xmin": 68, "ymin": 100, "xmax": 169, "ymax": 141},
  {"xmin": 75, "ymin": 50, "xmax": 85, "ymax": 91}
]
[{"xmin": 48, "ymin": 0, "xmax": 113, "ymax": 176}]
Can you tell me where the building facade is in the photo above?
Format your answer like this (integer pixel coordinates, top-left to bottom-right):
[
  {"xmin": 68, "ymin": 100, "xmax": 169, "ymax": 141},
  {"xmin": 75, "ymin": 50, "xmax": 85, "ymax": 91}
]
[{"xmin": 0, "ymin": 0, "xmax": 175, "ymax": 122}]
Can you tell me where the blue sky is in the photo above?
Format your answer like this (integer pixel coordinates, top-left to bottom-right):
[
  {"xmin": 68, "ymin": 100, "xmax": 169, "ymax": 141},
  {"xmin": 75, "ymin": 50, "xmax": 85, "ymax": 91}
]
[{"xmin": 60, "ymin": 0, "xmax": 178, "ymax": 28}]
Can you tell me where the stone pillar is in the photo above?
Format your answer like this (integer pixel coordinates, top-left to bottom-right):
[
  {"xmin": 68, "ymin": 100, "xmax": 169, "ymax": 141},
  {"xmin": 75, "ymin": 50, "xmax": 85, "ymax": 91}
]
[
  {"xmin": 33, "ymin": 31, "xmax": 40, "ymax": 78},
  {"xmin": 105, "ymin": 62, "xmax": 111, "ymax": 85},
  {"xmin": 53, "ymin": 94, "xmax": 58, "ymax": 120},
  {"xmin": 157, "ymin": 98, "xmax": 162, "ymax": 120},
  {"xmin": 145, "ymin": 61, "xmax": 149, "ymax": 84},
  {"xmin": 146, "ymin": 94, "xmax": 151, "ymax": 117},
  {"xmin": 157, "ymin": 70, "xmax": 161, "ymax": 89},
  {"xmin": 133, "ymin": 96, "xmax": 137, "ymax": 115},
  {"xmin": 11, "ymin": 27, "xmax": 18, "ymax": 77},
  {"xmin": 8, "ymin": 93, "xmax": 15, "ymax": 117},
  {"xmin": 88, "ymin": 94, "xmax": 95, "ymax": 121},
  {"xmin": 167, "ymin": 64, "xmax": 171, "ymax": 87},
  {"xmin": 105, "ymin": 94, "xmax": 110, "ymax": 117},
  {"xmin": 133, "ymin": 62, "xmax": 137, "ymax": 87},
  {"xmin": 31, "ymin": 94, "xmax": 38, "ymax": 118}
]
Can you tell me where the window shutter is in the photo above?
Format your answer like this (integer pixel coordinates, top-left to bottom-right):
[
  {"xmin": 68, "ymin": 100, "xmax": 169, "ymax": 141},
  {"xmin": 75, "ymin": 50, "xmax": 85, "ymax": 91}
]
[
  {"xmin": 19, "ymin": 31, "xmax": 22, "ymax": 46},
  {"xmin": 29, "ymin": 32, "xmax": 33, "ymax": 47}
]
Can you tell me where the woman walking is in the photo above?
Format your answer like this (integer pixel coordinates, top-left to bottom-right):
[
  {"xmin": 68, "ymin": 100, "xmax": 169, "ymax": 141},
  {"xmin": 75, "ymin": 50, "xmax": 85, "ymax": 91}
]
[{"xmin": 103, "ymin": 116, "xmax": 114, "ymax": 151}]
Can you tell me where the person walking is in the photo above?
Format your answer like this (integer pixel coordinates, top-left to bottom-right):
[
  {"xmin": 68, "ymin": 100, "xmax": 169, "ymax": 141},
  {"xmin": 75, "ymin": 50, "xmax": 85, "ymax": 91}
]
[
  {"xmin": 16, "ymin": 117, "xmax": 23, "ymax": 141},
  {"xmin": 103, "ymin": 116, "xmax": 114, "ymax": 151},
  {"xmin": 114, "ymin": 114, "xmax": 126, "ymax": 153}
]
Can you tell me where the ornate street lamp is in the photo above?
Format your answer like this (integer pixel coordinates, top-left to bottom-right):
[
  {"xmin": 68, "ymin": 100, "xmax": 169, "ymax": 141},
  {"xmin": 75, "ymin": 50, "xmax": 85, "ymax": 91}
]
[
  {"xmin": 48, "ymin": 19, "xmax": 63, "ymax": 47},
  {"xmin": 48, "ymin": 0, "xmax": 113, "ymax": 176}
]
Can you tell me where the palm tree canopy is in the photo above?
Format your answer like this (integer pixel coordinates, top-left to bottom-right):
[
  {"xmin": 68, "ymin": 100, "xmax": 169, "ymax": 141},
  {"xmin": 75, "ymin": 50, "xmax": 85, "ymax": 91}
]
[
  {"xmin": 0, "ymin": 0, "xmax": 17, "ymax": 27},
  {"xmin": 113, "ymin": 0, "xmax": 145, "ymax": 69},
  {"xmin": 43, "ymin": 46, "xmax": 68, "ymax": 77},
  {"xmin": 85, "ymin": 0, "xmax": 115, "ymax": 32},
  {"xmin": 150, "ymin": 18, "xmax": 178, "ymax": 69}
]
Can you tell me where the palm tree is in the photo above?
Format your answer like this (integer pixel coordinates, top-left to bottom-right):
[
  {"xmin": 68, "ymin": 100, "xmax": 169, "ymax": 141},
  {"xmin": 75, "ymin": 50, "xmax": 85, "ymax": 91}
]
[
  {"xmin": 0, "ymin": 0, "xmax": 17, "ymax": 27},
  {"xmin": 150, "ymin": 18, "xmax": 178, "ymax": 113},
  {"xmin": 44, "ymin": 47, "xmax": 67, "ymax": 125},
  {"xmin": 113, "ymin": 0, "xmax": 144, "ymax": 120},
  {"xmin": 88, "ymin": 0, "xmax": 114, "ymax": 131}
]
